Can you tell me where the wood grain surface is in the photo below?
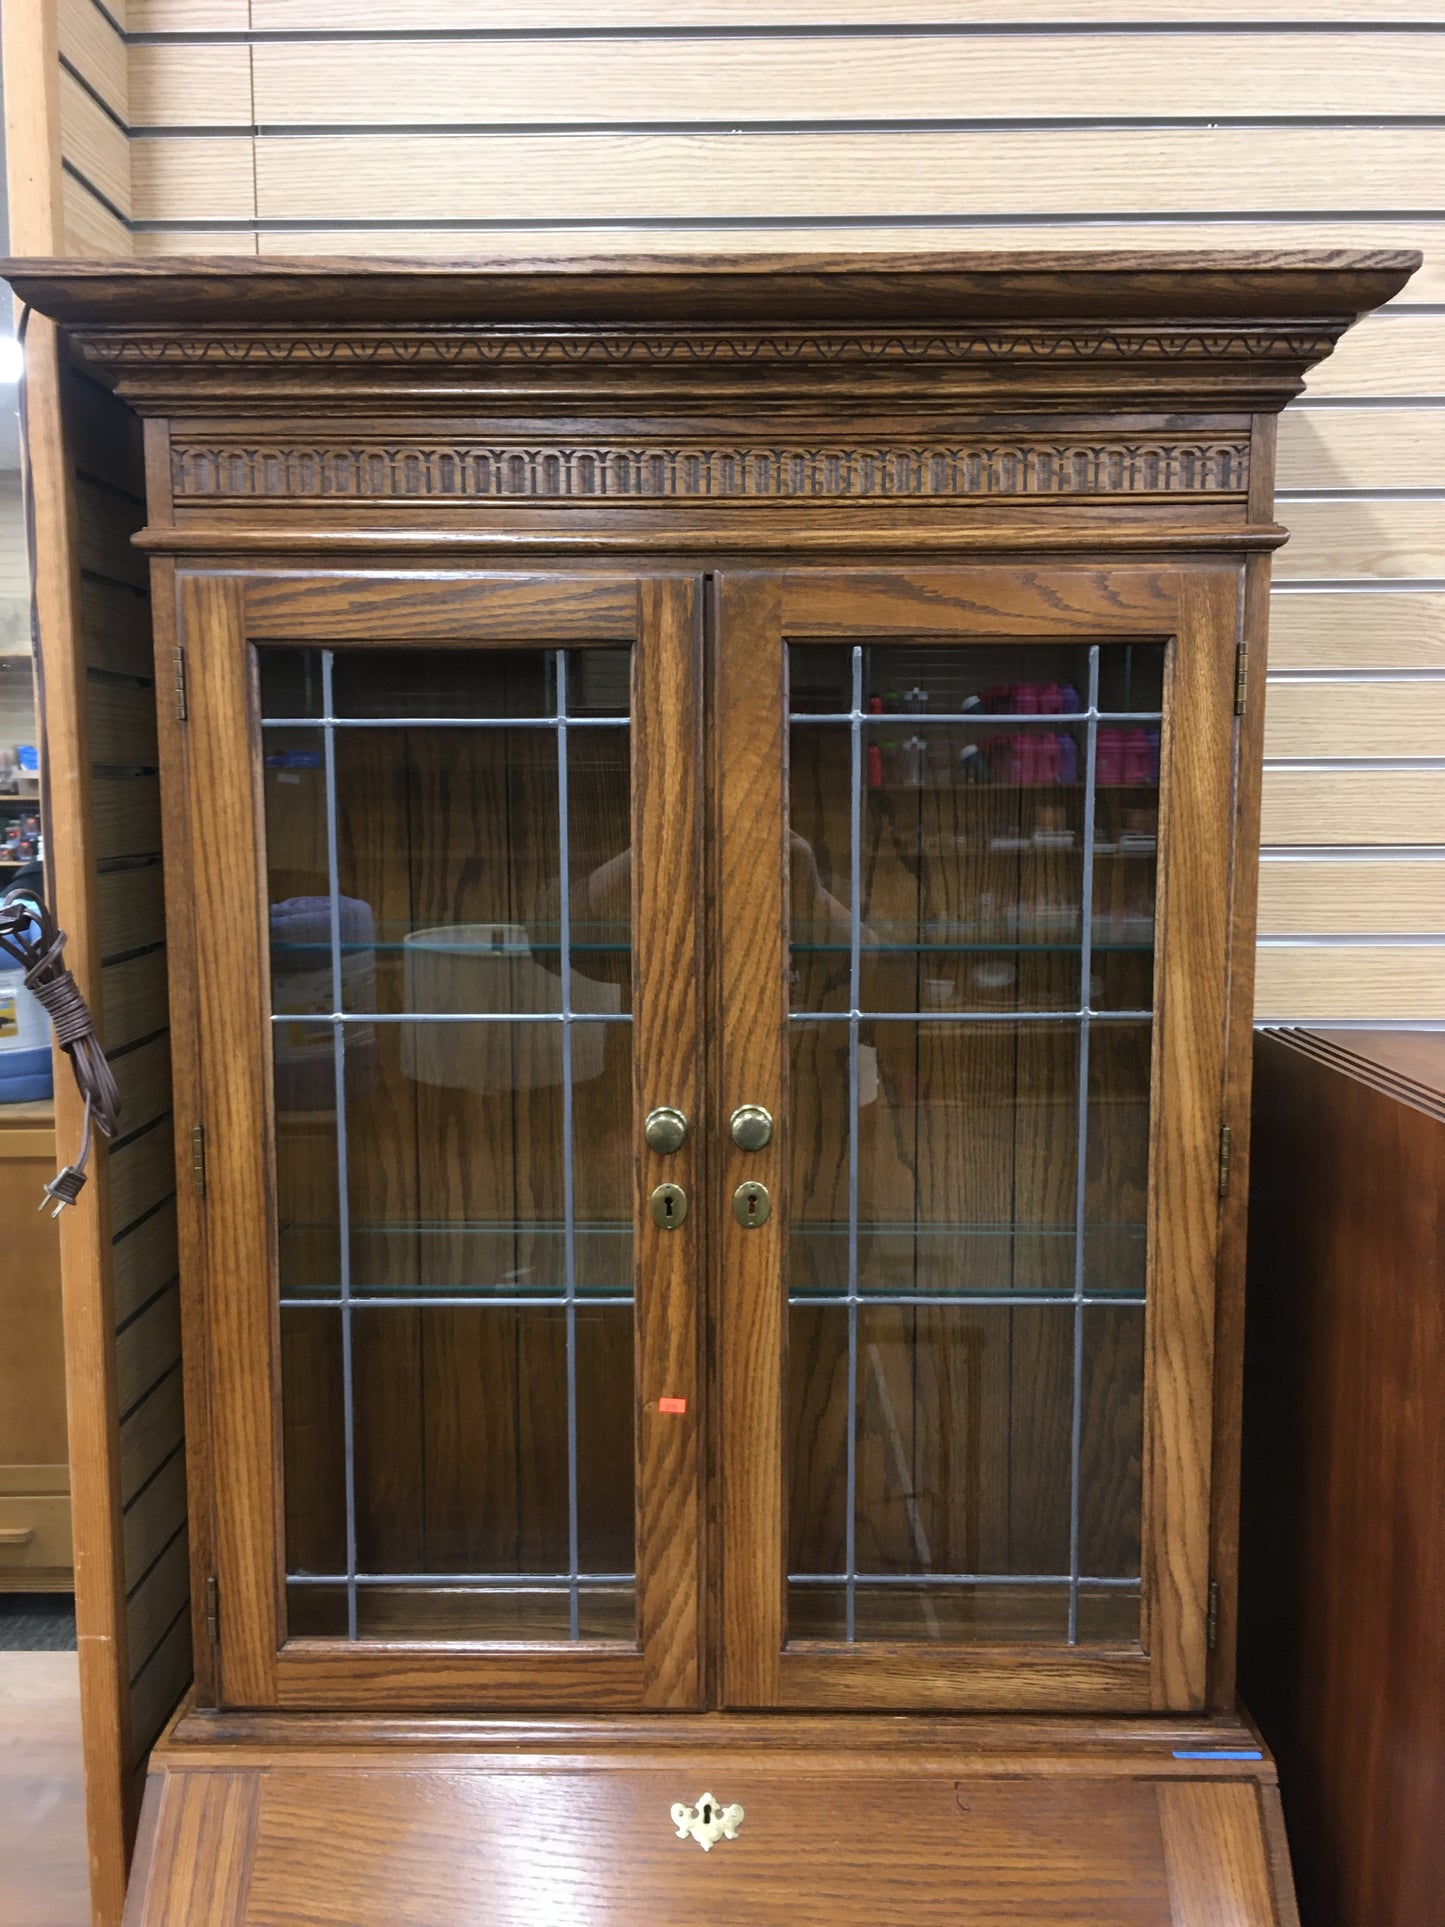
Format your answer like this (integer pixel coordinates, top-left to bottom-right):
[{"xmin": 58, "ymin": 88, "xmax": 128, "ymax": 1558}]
[
  {"xmin": 119, "ymin": 32, "xmax": 1445, "ymax": 127},
  {"xmin": 1268, "ymin": 591, "xmax": 1445, "ymax": 671},
  {"xmin": 1260, "ymin": 770, "xmax": 1445, "ymax": 847},
  {"xmin": 0, "ymin": 49, "xmax": 138, "ymax": 1886},
  {"xmin": 1242, "ymin": 1030, "xmax": 1445, "ymax": 1927},
  {"xmin": 119, "ymin": 129, "xmax": 1445, "ymax": 226},
  {"xmin": 714, "ymin": 572, "xmax": 789, "ymax": 1710},
  {"xmin": 126, "ymin": 0, "xmax": 1445, "ymax": 24},
  {"xmin": 631, "ymin": 577, "xmax": 707, "ymax": 1708},
  {"xmin": 177, "ymin": 572, "xmax": 280, "ymax": 1707},
  {"xmin": 121, "ymin": 1743, "xmax": 1289, "ymax": 1927},
  {"xmin": 1144, "ymin": 569, "xmax": 1235, "ymax": 1711},
  {"xmin": 714, "ymin": 563, "xmax": 1230, "ymax": 1712},
  {"xmin": 174, "ymin": 566, "xmax": 719, "ymax": 1710},
  {"xmin": 4, "ymin": 250, "xmax": 1390, "ymax": 1924}
]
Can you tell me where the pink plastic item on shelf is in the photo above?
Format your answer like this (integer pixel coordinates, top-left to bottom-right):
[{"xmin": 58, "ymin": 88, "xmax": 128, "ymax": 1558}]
[
  {"xmin": 1122, "ymin": 728, "xmax": 1153, "ymax": 785},
  {"xmin": 1096, "ymin": 728, "xmax": 1124, "ymax": 786}
]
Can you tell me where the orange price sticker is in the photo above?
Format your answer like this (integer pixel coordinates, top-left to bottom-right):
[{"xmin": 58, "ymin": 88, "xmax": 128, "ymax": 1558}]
[{"xmin": 658, "ymin": 1396, "xmax": 687, "ymax": 1415}]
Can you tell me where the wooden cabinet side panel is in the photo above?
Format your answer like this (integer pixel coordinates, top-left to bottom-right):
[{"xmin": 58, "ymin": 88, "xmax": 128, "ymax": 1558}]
[
  {"xmin": 1144, "ymin": 569, "xmax": 1238, "ymax": 1711},
  {"xmin": 1242, "ymin": 1035, "xmax": 1445, "ymax": 1927},
  {"xmin": 1207, "ymin": 430, "xmax": 1275, "ymax": 1710},
  {"xmin": 176, "ymin": 574, "xmax": 282, "ymax": 1707},
  {"xmin": 148, "ymin": 543, "xmax": 212, "ymax": 1714}
]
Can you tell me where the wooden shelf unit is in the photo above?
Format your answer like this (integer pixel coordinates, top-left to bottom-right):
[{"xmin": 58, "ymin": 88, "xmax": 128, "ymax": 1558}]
[
  {"xmin": 0, "ymin": 1098, "xmax": 69, "ymax": 1594},
  {"xmin": 2, "ymin": 248, "xmax": 1415, "ymax": 1926}
]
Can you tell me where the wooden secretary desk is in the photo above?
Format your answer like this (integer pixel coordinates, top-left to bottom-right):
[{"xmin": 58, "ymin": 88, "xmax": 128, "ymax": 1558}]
[{"xmin": 6, "ymin": 252, "xmax": 1414, "ymax": 1925}]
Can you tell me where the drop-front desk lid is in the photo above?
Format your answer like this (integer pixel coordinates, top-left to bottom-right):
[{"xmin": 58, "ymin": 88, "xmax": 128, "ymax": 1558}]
[{"xmin": 124, "ymin": 1711, "xmax": 1296, "ymax": 1926}]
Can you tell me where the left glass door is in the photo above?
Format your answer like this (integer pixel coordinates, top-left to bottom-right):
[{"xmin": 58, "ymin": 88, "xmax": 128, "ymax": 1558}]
[{"xmin": 178, "ymin": 573, "xmax": 704, "ymax": 1710}]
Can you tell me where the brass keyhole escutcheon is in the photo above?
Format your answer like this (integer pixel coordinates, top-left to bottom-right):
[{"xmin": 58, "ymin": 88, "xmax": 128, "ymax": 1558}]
[
  {"xmin": 672, "ymin": 1793, "xmax": 744, "ymax": 1852},
  {"xmin": 729, "ymin": 1104, "xmax": 773, "ymax": 1151},
  {"xmin": 733, "ymin": 1181, "xmax": 771, "ymax": 1229},
  {"xmin": 650, "ymin": 1181, "xmax": 688, "ymax": 1230},
  {"xmin": 644, "ymin": 1105, "xmax": 689, "ymax": 1154}
]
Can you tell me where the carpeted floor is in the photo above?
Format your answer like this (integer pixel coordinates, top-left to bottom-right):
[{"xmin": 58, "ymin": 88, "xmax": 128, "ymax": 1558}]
[{"xmin": 0, "ymin": 1593, "xmax": 77, "ymax": 1651}]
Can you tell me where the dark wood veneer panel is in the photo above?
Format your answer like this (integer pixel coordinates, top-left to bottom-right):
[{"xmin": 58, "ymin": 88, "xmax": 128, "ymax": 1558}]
[{"xmin": 1243, "ymin": 1029, "xmax": 1445, "ymax": 1927}]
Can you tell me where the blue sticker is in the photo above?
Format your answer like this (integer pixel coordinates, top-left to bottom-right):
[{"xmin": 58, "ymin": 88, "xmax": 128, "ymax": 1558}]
[{"xmin": 1171, "ymin": 1749, "xmax": 1264, "ymax": 1761}]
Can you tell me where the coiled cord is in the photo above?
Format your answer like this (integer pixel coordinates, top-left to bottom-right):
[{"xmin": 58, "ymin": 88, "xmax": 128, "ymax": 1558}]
[
  {"xmin": 0, "ymin": 888, "xmax": 121, "ymax": 1214},
  {"xmin": 3, "ymin": 302, "xmax": 123, "ymax": 1211}
]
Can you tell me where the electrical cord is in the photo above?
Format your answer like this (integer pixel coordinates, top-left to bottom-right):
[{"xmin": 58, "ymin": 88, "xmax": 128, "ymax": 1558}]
[
  {"xmin": 4, "ymin": 301, "xmax": 123, "ymax": 1211},
  {"xmin": 0, "ymin": 889, "xmax": 120, "ymax": 1213}
]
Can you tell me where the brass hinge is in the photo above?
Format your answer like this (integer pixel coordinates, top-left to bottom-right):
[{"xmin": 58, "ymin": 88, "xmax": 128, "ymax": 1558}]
[
  {"xmin": 175, "ymin": 645, "xmax": 188, "ymax": 723},
  {"xmin": 1234, "ymin": 640, "xmax": 1249, "ymax": 716},
  {"xmin": 1207, "ymin": 1579, "xmax": 1220, "ymax": 1653},
  {"xmin": 1218, "ymin": 1123, "xmax": 1233, "ymax": 1199},
  {"xmin": 191, "ymin": 1122, "xmax": 207, "ymax": 1198},
  {"xmin": 204, "ymin": 1572, "xmax": 219, "ymax": 1648}
]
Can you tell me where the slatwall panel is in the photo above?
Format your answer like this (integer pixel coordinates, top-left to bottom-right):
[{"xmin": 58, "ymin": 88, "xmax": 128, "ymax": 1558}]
[
  {"xmin": 58, "ymin": 0, "xmax": 130, "ymax": 254},
  {"xmin": 60, "ymin": 1, "xmax": 1445, "ymax": 1015},
  {"xmin": 62, "ymin": 359, "xmax": 191, "ymax": 1781}
]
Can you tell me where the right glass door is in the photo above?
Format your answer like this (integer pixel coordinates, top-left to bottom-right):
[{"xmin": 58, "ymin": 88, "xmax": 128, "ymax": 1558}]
[{"xmin": 717, "ymin": 567, "xmax": 1238, "ymax": 1713}]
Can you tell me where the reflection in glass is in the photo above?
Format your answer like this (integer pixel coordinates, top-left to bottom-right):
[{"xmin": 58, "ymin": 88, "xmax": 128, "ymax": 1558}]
[
  {"xmin": 786, "ymin": 639, "xmax": 1162, "ymax": 1648},
  {"xmin": 263, "ymin": 646, "xmax": 635, "ymax": 1644}
]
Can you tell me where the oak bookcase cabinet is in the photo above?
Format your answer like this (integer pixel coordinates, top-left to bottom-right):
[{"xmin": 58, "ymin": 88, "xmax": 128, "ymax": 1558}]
[{"xmin": 6, "ymin": 251, "xmax": 1414, "ymax": 1925}]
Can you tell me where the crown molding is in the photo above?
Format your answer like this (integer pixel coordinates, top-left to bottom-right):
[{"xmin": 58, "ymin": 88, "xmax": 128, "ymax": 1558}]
[{"xmin": 0, "ymin": 250, "xmax": 1419, "ymax": 416}]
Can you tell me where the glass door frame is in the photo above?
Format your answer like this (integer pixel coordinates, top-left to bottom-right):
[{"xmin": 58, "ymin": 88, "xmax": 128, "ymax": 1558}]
[
  {"xmin": 714, "ymin": 564, "xmax": 1238, "ymax": 1714},
  {"xmin": 177, "ymin": 568, "xmax": 706, "ymax": 1711}
]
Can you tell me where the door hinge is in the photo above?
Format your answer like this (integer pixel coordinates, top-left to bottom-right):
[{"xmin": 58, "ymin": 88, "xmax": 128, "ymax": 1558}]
[
  {"xmin": 204, "ymin": 1572, "xmax": 220, "ymax": 1648},
  {"xmin": 1207, "ymin": 1578, "xmax": 1220, "ymax": 1653},
  {"xmin": 191, "ymin": 1122, "xmax": 207, "ymax": 1198},
  {"xmin": 1234, "ymin": 640, "xmax": 1249, "ymax": 716},
  {"xmin": 1217, "ymin": 1123, "xmax": 1233, "ymax": 1199},
  {"xmin": 174, "ymin": 644, "xmax": 188, "ymax": 723}
]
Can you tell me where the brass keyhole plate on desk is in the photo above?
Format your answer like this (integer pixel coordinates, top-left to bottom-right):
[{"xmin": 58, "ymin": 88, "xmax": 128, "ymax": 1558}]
[
  {"xmin": 650, "ymin": 1181, "xmax": 688, "ymax": 1230},
  {"xmin": 733, "ymin": 1181, "xmax": 771, "ymax": 1228}
]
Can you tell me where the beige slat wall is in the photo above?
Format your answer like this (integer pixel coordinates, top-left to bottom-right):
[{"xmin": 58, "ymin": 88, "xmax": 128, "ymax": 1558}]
[
  {"xmin": 55, "ymin": 0, "xmax": 193, "ymax": 1788},
  {"xmin": 61, "ymin": 0, "xmax": 1445, "ymax": 1021}
]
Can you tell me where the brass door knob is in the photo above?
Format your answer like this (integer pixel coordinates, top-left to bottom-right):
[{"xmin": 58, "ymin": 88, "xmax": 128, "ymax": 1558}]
[
  {"xmin": 644, "ymin": 1106, "xmax": 689, "ymax": 1154},
  {"xmin": 729, "ymin": 1104, "xmax": 773, "ymax": 1151}
]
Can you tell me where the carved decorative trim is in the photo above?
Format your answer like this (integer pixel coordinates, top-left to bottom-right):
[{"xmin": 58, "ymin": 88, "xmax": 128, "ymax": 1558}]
[
  {"xmin": 87, "ymin": 327, "xmax": 1336, "ymax": 371},
  {"xmin": 171, "ymin": 438, "xmax": 1251, "ymax": 503}
]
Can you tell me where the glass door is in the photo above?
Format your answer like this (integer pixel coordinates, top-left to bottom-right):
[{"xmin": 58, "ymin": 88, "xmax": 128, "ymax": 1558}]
[
  {"xmin": 181, "ymin": 572, "xmax": 704, "ymax": 1710},
  {"xmin": 716, "ymin": 567, "xmax": 1237, "ymax": 1712}
]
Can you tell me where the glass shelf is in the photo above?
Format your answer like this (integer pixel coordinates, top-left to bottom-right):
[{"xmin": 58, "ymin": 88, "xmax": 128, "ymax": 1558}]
[
  {"xmin": 788, "ymin": 1289, "xmax": 1146, "ymax": 1306},
  {"xmin": 859, "ymin": 780, "xmax": 1159, "ymax": 795},
  {"xmin": 271, "ymin": 920, "xmax": 632, "ymax": 960},
  {"xmin": 282, "ymin": 1289, "xmax": 636, "ymax": 1306},
  {"xmin": 791, "ymin": 940, "xmax": 1154, "ymax": 955},
  {"xmin": 277, "ymin": 1218, "xmax": 635, "ymax": 1301},
  {"xmin": 790, "ymin": 1219, "xmax": 1145, "ymax": 1238}
]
